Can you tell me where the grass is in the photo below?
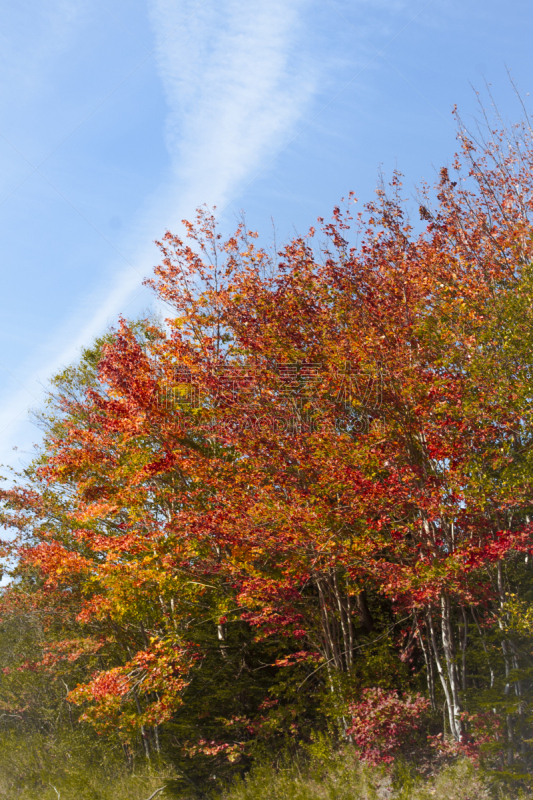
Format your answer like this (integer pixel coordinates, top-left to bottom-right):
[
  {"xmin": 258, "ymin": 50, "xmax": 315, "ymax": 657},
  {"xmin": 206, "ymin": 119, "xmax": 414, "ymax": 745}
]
[
  {"xmin": 221, "ymin": 746, "xmax": 531, "ymax": 800},
  {"xmin": 0, "ymin": 729, "xmax": 176, "ymax": 800},
  {"xmin": 1, "ymin": 730, "xmax": 532, "ymax": 799}
]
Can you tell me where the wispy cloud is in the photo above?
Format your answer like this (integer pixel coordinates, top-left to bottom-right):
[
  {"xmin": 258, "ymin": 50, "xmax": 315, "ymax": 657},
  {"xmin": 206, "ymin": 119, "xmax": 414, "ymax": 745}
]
[
  {"xmin": 0, "ymin": 0, "xmax": 315, "ymax": 469},
  {"xmin": 149, "ymin": 0, "xmax": 315, "ymax": 212},
  {"xmin": 0, "ymin": 264, "xmax": 143, "ymax": 470}
]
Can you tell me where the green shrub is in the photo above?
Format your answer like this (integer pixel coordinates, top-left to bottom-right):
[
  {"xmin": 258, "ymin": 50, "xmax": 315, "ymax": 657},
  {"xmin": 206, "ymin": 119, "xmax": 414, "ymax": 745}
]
[{"xmin": 221, "ymin": 746, "xmax": 532, "ymax": 800}]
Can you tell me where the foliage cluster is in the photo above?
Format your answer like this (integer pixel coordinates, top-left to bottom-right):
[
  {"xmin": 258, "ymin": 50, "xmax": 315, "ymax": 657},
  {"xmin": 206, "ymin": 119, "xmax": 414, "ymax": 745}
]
[{"xmin": 5, "ymin": 109, "xmax": 533, "ymax": 793}]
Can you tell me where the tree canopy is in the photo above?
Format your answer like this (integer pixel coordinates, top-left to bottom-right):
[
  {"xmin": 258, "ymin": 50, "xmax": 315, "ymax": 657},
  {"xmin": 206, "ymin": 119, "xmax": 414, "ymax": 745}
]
[{"xmin": 4, "ymin": 111, "xmax": 533, "ymax": 788}]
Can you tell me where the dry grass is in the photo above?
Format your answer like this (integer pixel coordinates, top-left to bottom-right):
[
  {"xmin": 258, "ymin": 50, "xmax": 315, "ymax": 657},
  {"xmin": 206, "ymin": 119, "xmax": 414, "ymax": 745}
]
[
  {"xmin": 222, "ymin": 748, "xmax": 530, "ymax": 800},
  {"xmin": 0, "ymin": 730, "xmax": 175, "ymax": 800}
]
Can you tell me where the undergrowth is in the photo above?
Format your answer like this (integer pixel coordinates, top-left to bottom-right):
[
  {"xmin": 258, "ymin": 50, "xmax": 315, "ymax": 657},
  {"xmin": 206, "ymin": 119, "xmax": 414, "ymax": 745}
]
[
  {"xmin": 1, "ymin": 730, "xmax": 532, "ymax": 800},
  {"xmin": 221, "ymin": 745, "xmax": 532, "ymax": 800}
]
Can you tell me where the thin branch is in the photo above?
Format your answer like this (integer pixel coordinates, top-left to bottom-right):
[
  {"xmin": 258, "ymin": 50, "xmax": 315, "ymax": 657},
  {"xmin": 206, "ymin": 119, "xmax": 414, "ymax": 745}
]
[
  {"xmin": 297, "ymin": 614, "xmax": 412, "ymax": 689},
  {"xmin": 143, "ymin": 789, "xmax": 165, "ymax": 800}
]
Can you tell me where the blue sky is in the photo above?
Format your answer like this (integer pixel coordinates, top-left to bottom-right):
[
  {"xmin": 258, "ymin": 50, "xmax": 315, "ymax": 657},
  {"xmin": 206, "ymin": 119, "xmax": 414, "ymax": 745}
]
[{"xmin": 1, "ymin": 0, "xmax": 532, "ymax": 473}]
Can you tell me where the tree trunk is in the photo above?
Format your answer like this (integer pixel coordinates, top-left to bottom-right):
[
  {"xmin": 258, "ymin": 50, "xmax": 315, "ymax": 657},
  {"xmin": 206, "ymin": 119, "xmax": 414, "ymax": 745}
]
[
  {"xmin": 440, "ymin": 594, "xmax": 463, "ymax": 741},
  {"xmin": 426, "ymin": 606, "xmax": 463, "ymax": 741}
]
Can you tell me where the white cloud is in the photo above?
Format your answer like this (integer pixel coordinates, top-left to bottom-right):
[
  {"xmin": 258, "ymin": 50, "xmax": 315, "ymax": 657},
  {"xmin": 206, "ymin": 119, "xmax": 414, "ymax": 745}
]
[
  {"xmin": 149, "ymin": 0, "xmax": 315, "ymax": 211},
  {"xmin": 0, "ymin": 263, "xmax": 144, "ymax": 471},
  {"xmin": 0, "ymin": 0, "xmax": 316, "ymax": 470}
]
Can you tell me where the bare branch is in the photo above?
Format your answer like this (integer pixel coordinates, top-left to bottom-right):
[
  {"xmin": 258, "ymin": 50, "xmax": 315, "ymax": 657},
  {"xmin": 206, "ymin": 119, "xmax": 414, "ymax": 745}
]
[{"xmin": 143, "ymin": 788, "xmax": 165, "ymax": 800}]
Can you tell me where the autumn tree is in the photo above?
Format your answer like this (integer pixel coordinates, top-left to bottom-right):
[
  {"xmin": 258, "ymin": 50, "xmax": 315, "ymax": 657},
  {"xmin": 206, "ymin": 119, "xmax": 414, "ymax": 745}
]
[{"xmin": 5, "ymin": 109, "xmax": 533, "ymax": 779}]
